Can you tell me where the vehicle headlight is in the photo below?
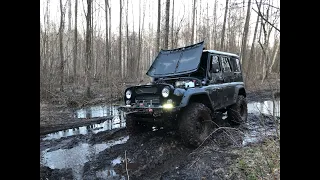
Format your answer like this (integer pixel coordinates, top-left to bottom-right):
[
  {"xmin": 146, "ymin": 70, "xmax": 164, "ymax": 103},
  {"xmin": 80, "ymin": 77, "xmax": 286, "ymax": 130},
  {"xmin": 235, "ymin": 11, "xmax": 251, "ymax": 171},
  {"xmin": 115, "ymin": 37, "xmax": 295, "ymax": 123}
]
[
  {"xmin": 161, "ymin": 87, "xmax": 170, "ymax": 98},
  {"xmin": 125, "ymin": 90, "xmax": 132, "ymax": 99}
]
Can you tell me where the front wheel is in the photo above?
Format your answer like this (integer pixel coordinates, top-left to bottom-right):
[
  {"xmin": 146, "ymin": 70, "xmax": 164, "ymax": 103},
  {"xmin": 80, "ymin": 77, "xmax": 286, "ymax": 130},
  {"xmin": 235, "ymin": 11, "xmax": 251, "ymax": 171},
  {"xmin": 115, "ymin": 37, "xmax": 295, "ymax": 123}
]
[
  {"xmin": 227, "ymin": 95, "xmax": 248, "ymax": 125},
  {"xmin": 178, "ymin": 103, "xmax": 215, "ymax": 147}
]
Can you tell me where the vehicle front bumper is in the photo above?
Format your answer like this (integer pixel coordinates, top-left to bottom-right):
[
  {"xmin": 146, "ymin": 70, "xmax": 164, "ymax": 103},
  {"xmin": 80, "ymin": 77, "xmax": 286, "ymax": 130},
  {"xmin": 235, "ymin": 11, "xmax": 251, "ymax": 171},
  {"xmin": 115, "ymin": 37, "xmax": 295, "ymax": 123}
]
[{"xmin": 118, "ymin": 105, "xmax": 180, "ymax": 116}]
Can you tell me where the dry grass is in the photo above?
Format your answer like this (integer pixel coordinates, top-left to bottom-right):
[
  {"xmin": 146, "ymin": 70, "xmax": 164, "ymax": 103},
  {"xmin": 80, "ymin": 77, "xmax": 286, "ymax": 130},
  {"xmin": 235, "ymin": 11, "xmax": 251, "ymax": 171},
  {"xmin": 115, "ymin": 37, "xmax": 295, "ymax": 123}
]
[{"xmin": 229, "ymin": 138, "xmax": 280, "ymax": 180}]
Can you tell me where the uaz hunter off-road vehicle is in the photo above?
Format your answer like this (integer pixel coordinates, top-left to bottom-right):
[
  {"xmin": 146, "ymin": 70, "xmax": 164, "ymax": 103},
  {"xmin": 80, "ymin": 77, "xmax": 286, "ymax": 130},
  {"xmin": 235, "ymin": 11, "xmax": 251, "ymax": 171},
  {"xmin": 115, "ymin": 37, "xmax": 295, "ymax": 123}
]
[{"xmin": 119, "ymin": 41, "xmax": 247, "ymax": 147}]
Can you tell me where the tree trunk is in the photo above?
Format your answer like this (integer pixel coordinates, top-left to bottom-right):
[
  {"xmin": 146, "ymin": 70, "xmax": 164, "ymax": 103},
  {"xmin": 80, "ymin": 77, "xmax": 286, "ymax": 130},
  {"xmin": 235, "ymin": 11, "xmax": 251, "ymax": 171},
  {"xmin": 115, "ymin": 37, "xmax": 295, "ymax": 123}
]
[
  {"xmin": 85, "ymin": 0, "xmax": 92, "ymax": 97},
  {"xmin": 269, "ymin": 40, "xmax": 279, "ymax": 74},
  {"xmin": 164, "ymin": 0, "xmax": 170, "ymax": 49},
  {"xmin": 220, "ymin": 0, "xmax": 229, "ymax": 51},
  {"xmin": 137, "ymin": 0, "xmax": 141, "ymax": 78},
  {"xmin": 191, "ymin": 0, "xmax": 196, "ymax": 44},
  {"xmin": 141, "ymin": 2, "xmax": 146, "ymax": 73},
  {"xmin": 206, "ymin": 2, "xmax": 209, "ymax": 48},
  {"xmin": 91, "ymin": 2, "xmax": 95, "ymax": 79},
  {"xmin": 240, "ymin": 0, "xmax": 251, "ymax": 80},
  {"xmin": 126, "ymin": 0, "xmax": 129, "ymax": 78},
  {"xmin": 213, "ymin": 0, "xmax": 217, "ymax": 49},
  {"xmin": 68, "ymin": 0, "xmax": 71, "ymax": 31},
  {"xmin": 156, "ymin": 0, "xmax": 161, "ymax": 52},
  {"xmin": 108, "ymin": 1, "xmax": 111, "ymax": 80},
  {"xmin": 171, "ymin": 0, "xmax": 174, "ymax": 48},
  {"xmin": 73, "ymin": 0, "xmax": 78, "ymax": 91},
  {"xmin": 248, "ymin": 0, "xmax": 262, "ymax": 80},
  {"xmin": 119, "ymin": 0, "xmax": 123, "ymax": 78},
  {"xmin": 105, "ymin": 0, "xmax": 109, "ymax": 85},
  {"xmin": 59, "ymin": 0, "xmax": 65, "ymax": 92}
]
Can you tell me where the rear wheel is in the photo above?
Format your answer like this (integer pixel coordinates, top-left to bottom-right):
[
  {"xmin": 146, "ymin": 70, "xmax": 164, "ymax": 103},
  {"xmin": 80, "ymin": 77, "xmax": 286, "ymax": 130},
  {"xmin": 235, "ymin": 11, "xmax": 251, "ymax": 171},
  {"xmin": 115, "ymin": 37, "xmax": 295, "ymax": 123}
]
[
  {"xmin": 227, "ymin": 95, "xmax": 248, "ymax": 125},
  {"xmin": 178, "ymin": 103, "xmax": 215, "ymax": 147}
]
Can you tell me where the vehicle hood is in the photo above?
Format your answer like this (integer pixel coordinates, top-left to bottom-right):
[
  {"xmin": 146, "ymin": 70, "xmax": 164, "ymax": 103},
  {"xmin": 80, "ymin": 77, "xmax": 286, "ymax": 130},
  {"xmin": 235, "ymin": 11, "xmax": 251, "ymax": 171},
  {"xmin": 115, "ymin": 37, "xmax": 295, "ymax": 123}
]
[{"xmin": 146, "ymin": 41, "xmax": 204, "ymax": 78}]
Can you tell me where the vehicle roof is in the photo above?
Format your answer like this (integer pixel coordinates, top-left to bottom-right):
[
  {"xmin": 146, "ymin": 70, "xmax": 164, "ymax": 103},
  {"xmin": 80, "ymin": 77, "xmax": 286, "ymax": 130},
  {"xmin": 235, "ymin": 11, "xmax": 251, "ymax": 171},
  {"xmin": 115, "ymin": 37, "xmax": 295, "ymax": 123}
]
[{"xmin": 203, "ymin": 50, "xmax": 239, "ymax": 57}]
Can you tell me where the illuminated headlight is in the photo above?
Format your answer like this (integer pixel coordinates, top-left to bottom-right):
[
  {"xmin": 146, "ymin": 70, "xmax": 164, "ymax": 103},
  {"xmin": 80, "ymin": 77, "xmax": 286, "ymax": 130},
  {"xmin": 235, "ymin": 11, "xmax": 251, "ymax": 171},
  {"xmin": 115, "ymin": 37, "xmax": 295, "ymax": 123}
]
[
  {"xmin": 161, "ymin": 87, "xmax": 170, "ymax": 98},
  {"xmin": 163, "ymin": 103, "xmax": 173, "ymax": 109},
  {"xmin": 125, "ymin": 90, "xmax": 132, "ymax": 99}
]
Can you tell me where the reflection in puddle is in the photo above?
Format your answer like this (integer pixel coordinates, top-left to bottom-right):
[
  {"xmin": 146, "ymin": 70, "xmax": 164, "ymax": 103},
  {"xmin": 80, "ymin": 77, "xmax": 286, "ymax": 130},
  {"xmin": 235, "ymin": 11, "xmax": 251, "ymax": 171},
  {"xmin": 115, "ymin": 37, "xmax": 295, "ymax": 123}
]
[
  {"xmin": 242, "ymin": 127, "xmax": 276, "ymax": 146},
  {"xmin": 95, "ymin": 157, "xmax": 125, "ymax": 179},
  {"xmin": 111, "ymin": 157, "xmax": 123, "ymax": 166},
  {"xmin": 43, "ymin": 111, "xmax": 126, "ymax": 141},
  {"xmin": 248, "ymin": 100, "xmax": 280, "ymax": 116},
  {"xmin": 40, "ymin": 136, "xmax": 129, "ymax": 180},
  {"xmin": 96, "ymin": 169, "xmax": 122, "ymax": 179},
  {"xmin": 243, "ymin": 100, "xmax": 280, "ymax": 146},
  {"xmin": 75, "ymin": 105, "xmax": 119, "ymax": 119}
]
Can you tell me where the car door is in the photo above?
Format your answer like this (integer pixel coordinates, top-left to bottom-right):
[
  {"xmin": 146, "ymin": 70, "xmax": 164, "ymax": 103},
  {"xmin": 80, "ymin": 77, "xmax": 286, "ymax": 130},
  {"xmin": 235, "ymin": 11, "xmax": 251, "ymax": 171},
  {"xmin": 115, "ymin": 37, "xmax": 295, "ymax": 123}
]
[
  {"xmin": 220, "ymin": 56, "xmax": 234, "ymax": 107},
  {"xmin": 207, "ymin": 54, "xmax": 224, "ymax": 109}
]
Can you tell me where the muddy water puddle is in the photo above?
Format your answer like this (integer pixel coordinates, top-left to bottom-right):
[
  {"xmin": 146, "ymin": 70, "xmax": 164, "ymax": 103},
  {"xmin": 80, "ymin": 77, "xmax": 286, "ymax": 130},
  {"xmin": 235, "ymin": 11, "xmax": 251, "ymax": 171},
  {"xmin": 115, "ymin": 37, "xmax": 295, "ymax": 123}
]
[
  {"xmin": 74, "ymin": 105, "xmax": 119, "ymax": 119},
  {"xmin": 43, "ymin": 105, "xmax": 125, "ymax": 141},
  {"xmin": 40, "ymin": 136, "xmax": 129, "ymax": 180},
  {"xmin": 248, "ymin": 100, "xmax": 280, "ymax": 117},
  {"xmin": 244, "ymin": 100, "xmax": 280, "ymax": 146}
]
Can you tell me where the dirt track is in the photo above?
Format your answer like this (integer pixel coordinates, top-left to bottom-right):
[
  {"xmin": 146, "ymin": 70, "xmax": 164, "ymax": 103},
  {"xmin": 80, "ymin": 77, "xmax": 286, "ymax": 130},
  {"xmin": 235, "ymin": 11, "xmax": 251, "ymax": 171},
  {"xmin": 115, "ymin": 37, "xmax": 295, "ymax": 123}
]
[{"xmin": 40, "ymin": 90, "xmax": 280, "ymax": 180}]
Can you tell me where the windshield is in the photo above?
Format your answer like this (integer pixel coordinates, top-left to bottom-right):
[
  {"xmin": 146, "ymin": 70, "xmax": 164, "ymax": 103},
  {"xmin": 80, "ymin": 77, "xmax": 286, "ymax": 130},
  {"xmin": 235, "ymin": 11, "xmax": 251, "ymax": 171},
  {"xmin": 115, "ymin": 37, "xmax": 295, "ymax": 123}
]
[{"xmin": 147, "ymin": 42, "xmax": 204, "ymax": 77}]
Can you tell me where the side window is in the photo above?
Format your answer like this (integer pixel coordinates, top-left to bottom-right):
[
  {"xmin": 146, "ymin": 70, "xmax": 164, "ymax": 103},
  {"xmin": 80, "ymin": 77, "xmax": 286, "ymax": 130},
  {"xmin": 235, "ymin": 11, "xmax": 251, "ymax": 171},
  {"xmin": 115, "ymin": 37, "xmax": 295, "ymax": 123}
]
[
  {"xmin": 221, "ymin": 57, "xmax": 231, "ymax": 72},
  {"xmin": 210, "ymin": 55, "xmax": 220, "ymax": 73},
  {"xmin": 233, "ymin": 58, "xmax": 241, "ymax": 72}
]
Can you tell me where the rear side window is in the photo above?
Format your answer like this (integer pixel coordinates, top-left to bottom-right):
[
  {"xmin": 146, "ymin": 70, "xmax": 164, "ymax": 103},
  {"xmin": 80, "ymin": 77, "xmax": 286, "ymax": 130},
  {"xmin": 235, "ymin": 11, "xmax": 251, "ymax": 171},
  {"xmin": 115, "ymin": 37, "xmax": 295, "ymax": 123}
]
[
  {"xmin": 210, "ymin": 55, "xmax": 221, "ymax": 73},
  {"xmin": 233, "ymin": 58, "xmax": 241, "ymax": 72},
  {"xmin": 221, "ymin": 57, "xmax": 231, "ymax": 72}
]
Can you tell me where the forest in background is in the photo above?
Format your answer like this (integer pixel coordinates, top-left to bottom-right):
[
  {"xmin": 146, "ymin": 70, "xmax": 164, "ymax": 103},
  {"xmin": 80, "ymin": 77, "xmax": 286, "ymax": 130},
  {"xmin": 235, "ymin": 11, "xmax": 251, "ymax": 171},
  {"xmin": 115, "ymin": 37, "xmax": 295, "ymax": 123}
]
[{"xmin": 40, "ymin": 0, "xmax": 280, "ymax": 101}]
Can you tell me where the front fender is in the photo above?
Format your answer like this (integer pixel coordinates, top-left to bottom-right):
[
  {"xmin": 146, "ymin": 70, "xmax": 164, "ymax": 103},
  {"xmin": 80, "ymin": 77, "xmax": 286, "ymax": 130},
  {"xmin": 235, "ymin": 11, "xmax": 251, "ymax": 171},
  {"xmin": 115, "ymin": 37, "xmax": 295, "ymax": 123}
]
[{"xmin": 178, "ymin": 88, "xmax": 214, "ymax": 109}]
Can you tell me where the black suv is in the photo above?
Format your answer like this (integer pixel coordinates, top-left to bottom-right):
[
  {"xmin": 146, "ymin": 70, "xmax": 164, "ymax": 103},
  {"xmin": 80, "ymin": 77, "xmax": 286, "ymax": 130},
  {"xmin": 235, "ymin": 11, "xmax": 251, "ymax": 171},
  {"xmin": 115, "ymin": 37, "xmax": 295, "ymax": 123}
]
[{"xmin": 119, "ymin": 41, "xmax": 247, "ymax": 147}]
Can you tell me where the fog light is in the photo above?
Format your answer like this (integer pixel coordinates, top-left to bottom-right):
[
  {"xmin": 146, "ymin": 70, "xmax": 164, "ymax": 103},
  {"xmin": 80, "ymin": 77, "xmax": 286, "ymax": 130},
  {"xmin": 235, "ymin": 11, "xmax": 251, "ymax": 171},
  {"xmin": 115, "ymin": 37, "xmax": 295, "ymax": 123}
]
[
  {"xmin": 126, "ymin": 100, "xmax": 131, "ymax": 105},
  {"xmin": 163, "ymin": 103, "xmax": 173, "ymax": 109}
]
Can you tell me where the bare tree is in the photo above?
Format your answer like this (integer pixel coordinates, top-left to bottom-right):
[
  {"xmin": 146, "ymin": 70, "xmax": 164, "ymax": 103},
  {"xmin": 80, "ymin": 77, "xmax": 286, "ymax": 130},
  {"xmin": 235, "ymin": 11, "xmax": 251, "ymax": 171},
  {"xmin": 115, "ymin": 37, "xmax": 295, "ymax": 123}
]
[
  {"xmin": 137, "ymin": 0, "xmax": 141, "ymax": 78},
  {"xmin": 191, "ymin": 0, "xmax": 196, "ymax": 44},
  {"xmin": 59, "ymin": 0, "xmax": 65, "ymax": 92},
  {"xmin": 269, "ymin": 37, "xmax": 279, "ymax": 74},
  {"xmin": 68, "ymin": 0, "xmax": 72, "ymax": 31},
  {"xmin": 156, "ymin": 0, "xmax": 161, "ymax": 52},
  {"xmin": 119, "ymin": 0, "xmax": 123, "ymax": 78},
  {"xmin": 171, "ymin": 0, "xmax": 174, "ymax": 48},
  {"xmin": 213, "ymin": 0, "xmax": 218, "ymax": 49},
  {"xmin": 164, "ymin": 0, "xmax": 170, "ymax": 49},
  {"xmin": 256, "ymin": 0, "xmax": 279, "ymax": 83},
  {"xmin": 73, "ymin": 0, "xmax": 78, "ymax": 90},
  {"xmin": 126, "ymin": 0, "xmax": 129, "ymax": 78},
  {"xmin": 220, "ymin": 0, "xmax": 229, "ymax": 51},
  {"xmin": 105, "ymin": 0, "xmax": 109, "ymax": 84},
  {"xmin": 248, "ymin": 0, "xmax": 262, "ymax": 79},
  {"xmin": 85, "ymin": 0, "xmax": 92, "ymax": 97},
  {"xmin": 240, "ymin": 0, "xmax": 251, "ymax": 79}
]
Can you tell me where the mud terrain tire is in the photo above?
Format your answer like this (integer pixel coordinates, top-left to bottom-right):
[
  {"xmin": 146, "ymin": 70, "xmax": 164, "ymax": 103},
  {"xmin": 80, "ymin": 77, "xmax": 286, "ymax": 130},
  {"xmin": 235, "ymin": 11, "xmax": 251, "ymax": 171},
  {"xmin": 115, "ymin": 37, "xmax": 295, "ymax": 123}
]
[
  {"xmin": 125, "ymin": 114, "xmax": 152, "ymax": 135},
  {"xmin": 227, "ymin": 95, "xmax": 248, "ymax": 124},
  {"xmin": 178, "ymin": 103, "xmax": 215, "ymax": 147}
]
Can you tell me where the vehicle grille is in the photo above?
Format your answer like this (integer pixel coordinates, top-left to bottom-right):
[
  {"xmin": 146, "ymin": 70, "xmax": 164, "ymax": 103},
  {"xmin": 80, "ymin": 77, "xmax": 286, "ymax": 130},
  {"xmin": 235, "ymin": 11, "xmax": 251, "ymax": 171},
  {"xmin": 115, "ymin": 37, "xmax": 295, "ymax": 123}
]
[
  {"xmin": 135, "ymin": 87, "xmax": 157, "ymax": 94},
  {"xmin": 135, "ymin": 95, "xmax": 161, "ymax": 106}
]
